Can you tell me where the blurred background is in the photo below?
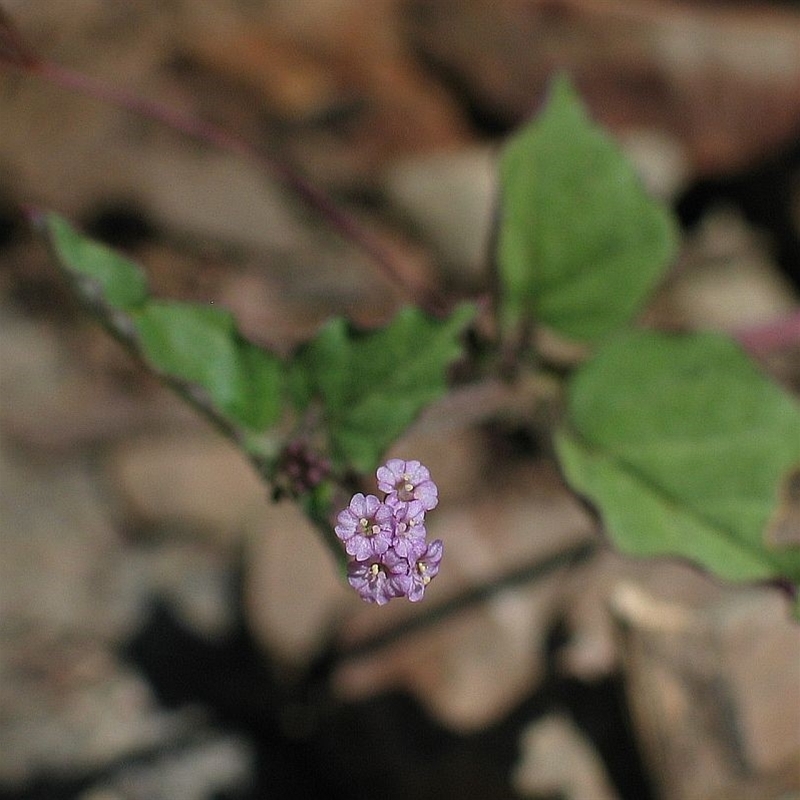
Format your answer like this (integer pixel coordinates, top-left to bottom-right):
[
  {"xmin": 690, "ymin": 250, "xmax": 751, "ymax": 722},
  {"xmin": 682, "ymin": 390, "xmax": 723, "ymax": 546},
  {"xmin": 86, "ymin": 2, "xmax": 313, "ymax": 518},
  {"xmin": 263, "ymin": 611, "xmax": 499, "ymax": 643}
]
[{"xmin": 1, "ymin": 1, "xmax": 799, "ymax": 798}]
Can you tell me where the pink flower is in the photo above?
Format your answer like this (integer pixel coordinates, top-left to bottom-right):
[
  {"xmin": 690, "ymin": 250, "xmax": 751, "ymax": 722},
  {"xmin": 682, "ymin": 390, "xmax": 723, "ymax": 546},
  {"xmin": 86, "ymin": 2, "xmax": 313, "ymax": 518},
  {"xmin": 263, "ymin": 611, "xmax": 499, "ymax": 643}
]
[
  {"xmin": 335, "ymin": 493, "xmax": 393, "ymax": 561},
  {"xmin": 407, "ymin": 539, "xmax": 443, "ymax": 602},
  {"xmin": 336, "ymin": 460, "xmax": 442, "ymax": 604},
  {"xmin": 376, "ymin": 459, "xmax": 438, "ymax": 511},
  {"xmin": 390, "ymin": 499, "xmax": 428, "ymax": 560},
  {"xmin": 347, "ymin": 555, "xmax": 411, "ymax": 605}
]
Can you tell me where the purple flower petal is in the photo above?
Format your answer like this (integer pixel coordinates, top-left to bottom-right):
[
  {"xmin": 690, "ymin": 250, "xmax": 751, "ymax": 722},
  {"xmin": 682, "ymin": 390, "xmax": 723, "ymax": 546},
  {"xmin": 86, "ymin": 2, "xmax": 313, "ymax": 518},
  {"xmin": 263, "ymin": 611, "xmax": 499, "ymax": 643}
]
[
  {"xmin": 347, "ymin": 555, "xmax": 410, "ymax": 605},
  {"xmin": 377, "ymin": 459, "xmax": 438, "ymax": 510},
  {"xmin": 339, "ymin": 462, "xmax": 442, "ymax": 604},
  {"xmin": 407, "ymin": 538, "xmax": 443, "ymax": 602},
  {"xmin": 391, "ymin": 499, "xmax": 428, "ymax": 559},
  {"xmin": 335, "ymin": 493, "xmax": 394, "ymax": 561}
]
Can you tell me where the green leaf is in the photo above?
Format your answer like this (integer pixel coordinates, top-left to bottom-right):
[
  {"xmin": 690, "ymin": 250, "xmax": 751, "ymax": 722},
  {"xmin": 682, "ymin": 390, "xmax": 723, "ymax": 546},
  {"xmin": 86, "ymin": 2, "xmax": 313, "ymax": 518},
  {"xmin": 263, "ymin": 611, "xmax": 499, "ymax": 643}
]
[
  {"xmin": 42, "ymin": 214, "xmax": 283, "ymax": 433},
  {"xmin": 497, "ymin": 75, "xmax": 678, "ymax": 342},
  {"xmin": 292, "ymin": 304, "xmax": 475, "ymax": 473},
  {"xmin": 556, "ymin": 331, "xmax": 800, "ymax": 589},
  {"xmin": 135, "ymin": 302, "xmax": 283, "ymax": 431},
  {"xmin": 237, "ymin": 338, "xmax": 284, "ymax": 431},
  {"xmin": 44, "ymin": 213, "xmax": 148, "ymax": 310}
]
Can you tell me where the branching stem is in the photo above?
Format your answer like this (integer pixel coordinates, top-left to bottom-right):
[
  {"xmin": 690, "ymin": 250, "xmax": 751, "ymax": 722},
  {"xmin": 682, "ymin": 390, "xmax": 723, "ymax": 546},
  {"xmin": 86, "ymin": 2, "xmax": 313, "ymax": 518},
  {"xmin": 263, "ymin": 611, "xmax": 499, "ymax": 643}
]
[{"xmin": 5, "ymin": 45, "xmax": 443, "ymax": 312}]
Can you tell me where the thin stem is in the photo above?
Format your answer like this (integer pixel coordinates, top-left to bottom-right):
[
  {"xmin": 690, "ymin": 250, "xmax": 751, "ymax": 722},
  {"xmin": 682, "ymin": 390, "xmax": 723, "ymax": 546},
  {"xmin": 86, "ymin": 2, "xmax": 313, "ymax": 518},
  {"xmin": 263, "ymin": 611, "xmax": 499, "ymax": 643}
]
[
  {"xmin": 734, "ymin": 311, "xmax": 800, "ymax": 355},
  {"xmin": 16, "ymin": 56, "xmax": 443, "ymax": 312},
  {"xmin": 335, "ymin": 539, "xmax": 597, "ymax": 662},
  {"xmin": 30, "ymin": 205, "xmax": 348, "ymax": 569}
]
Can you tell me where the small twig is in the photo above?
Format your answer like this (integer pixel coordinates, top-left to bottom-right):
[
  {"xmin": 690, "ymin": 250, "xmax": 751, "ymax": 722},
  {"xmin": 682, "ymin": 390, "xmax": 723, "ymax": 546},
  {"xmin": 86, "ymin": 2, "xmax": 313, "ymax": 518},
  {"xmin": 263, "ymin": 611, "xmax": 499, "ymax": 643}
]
[
  {"xmin": 335, "ymin": 539, "xmax": 597, "ymax": 662},
  {"xmin": 30, "ymin": 60, "xmax": 442, "ymax": 310},
  {"xmin": 0, "ymin": 1, "xmax": 443, "ymax": 312}
]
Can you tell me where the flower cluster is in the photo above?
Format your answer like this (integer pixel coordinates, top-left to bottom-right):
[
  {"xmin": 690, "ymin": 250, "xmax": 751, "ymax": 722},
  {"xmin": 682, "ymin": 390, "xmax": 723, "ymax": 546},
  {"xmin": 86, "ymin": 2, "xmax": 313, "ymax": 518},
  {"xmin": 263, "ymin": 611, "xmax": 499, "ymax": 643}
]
[{"xmin": 335, "ymin": 459, "xmax": 443, "ymax": 605}]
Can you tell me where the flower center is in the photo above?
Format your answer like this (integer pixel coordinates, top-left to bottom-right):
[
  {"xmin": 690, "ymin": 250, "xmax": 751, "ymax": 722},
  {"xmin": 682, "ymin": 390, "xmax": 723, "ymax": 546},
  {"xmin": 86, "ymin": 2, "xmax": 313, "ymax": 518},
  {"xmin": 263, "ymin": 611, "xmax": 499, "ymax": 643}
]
[
  {"xmin": 417, "ymin": 561, "xmax": 431, "ymax": 586},
  {"xmin": 359, "ymin": 517, "xmax": 381, "ymax": 537},
  {"xmin": 396, "ymin": 475, "xmax": 415, "ymax": 502}
]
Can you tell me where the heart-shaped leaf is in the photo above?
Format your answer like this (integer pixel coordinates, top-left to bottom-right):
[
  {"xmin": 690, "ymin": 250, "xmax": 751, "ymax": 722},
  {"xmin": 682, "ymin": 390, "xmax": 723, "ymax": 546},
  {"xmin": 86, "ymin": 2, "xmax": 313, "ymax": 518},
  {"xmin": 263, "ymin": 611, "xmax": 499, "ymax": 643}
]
[
  {"xmin": 556, "ymin": 331, "xmax": 800, "ymax": 592},
  {"xmin": 497, "ymin": 76, "xmax": 677, "ymax": 342}
]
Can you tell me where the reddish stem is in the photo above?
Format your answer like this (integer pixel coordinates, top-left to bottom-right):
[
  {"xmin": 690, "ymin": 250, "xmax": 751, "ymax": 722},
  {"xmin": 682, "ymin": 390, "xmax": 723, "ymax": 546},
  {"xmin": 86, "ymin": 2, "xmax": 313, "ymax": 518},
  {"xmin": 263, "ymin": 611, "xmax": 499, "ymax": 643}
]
[
  {"xmin": 734, "ymin": 311, "xmax": 800, "ymax": 355},
  {"xmin": 9, "ymin": 51, "xmax": 443, "ymax": 312}
]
